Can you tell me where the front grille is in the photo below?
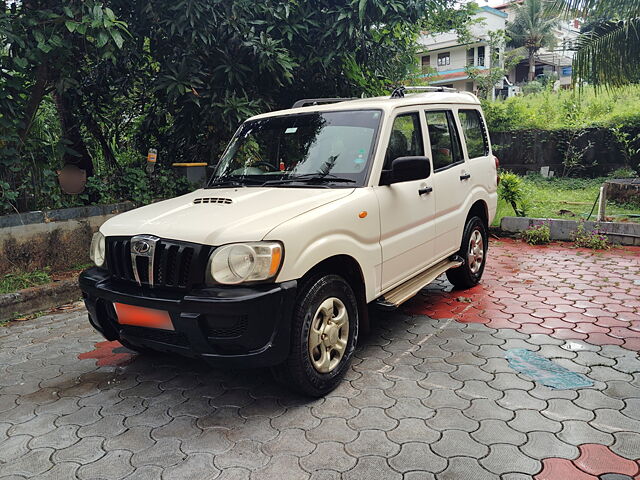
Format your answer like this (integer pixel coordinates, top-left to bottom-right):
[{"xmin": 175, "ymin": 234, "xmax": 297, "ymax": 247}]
[{"xmin": 106, "ymin": 236, "xmax": 212, "ymax": 290}]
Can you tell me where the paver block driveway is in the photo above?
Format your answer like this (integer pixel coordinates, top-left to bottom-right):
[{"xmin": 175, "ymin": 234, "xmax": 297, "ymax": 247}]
[{"xmin": 1, "ymin": 238, "xmax": 639, "ymax": 479}]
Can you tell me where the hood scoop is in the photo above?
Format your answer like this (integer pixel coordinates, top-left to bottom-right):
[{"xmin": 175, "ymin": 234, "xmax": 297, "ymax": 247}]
[{"xmin": 193, "ymin": 197, "xmax": 233, "ymax": 205}]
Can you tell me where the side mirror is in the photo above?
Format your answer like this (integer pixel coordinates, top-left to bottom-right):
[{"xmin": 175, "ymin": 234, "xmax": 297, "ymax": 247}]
[{"xmin": 380, "ymin": 156, "xmax": 431, "ymax": 185}]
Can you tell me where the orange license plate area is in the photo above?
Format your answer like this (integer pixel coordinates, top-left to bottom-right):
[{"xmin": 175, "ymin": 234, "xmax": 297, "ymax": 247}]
[{"xmin": 113, "ymin": 303, "xmax": 174, "ymax": 331}]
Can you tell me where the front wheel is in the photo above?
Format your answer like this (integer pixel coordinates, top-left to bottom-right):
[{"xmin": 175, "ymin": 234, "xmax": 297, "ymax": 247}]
[
  {"xmin": 446, "ymin": 216, "xmax": 488, "ymax": 289},
  {"xmin": 274, "ymin": 274, "xmax": 359, "ymax": 397}
]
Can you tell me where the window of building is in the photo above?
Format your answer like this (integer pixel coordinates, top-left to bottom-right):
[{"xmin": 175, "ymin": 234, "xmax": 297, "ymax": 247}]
[
  {"xmin": 425, "ymin": 110, "xmax": 463, "ymax": 170},
  {"xmin": 477, "ymin": 46, "xmax": 485, "ymax": 67},
  {"xmin": 458, "ymin": 109, "xmax": 489, "ymax": 159},
  {"xmin": 437, "ymin": 52, "xmax": 450, "ymax": 67},
  {"xmin": 466, "ymin": 48, "xmax": 475, "ymax": 66},
  {"xmin": 385, "ymin": 113, "xmax": 424, "ymax": 169},
  {"xmin": 465, "ymin": 82, "xmax": 474, "ymax": 92},
  {"xmin": 421, "ymin": 55, "xmax": 431, "ymax": 72}
]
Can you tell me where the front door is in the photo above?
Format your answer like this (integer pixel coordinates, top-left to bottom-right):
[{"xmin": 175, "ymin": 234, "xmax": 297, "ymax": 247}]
[
  {"xmin": 375, "ymin": 110, "xmax": 437, "ymax": 292},
  {"xmin": 426, "ymin": 109, "xmax": 470, "ymax": 259}
]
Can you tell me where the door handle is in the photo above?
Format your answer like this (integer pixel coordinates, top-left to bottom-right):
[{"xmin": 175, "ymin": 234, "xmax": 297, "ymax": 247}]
[
  {"xmin": 418, "ymin": 187, "xmax": 433, "ymax": 195},
  {"xmin": 460, "ymin": 173, "xmax": 471, "ymax": 181}
]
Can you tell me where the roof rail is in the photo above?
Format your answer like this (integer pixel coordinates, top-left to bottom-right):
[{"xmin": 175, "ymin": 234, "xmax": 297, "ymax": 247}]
[
  {"xmin": 390, "ymin": 85, "xmax": 458, "ymax": 98},
  {"xmin": 292, "ymin": 97, "xmax": 358, "ymax": 108}
]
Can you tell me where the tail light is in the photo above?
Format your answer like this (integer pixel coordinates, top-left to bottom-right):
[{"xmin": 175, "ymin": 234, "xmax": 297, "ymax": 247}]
[{"xmin": 494, "ymin": 156, "xmax": 500, "ymax": 185}]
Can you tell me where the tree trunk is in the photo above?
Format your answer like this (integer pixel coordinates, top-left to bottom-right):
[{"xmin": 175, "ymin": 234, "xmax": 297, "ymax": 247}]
[
  {"xmin": 53, "ymin": 92, "xmax": 94, "ymax": 177},
  {"xmin": 17, "ymin": 63, "xmax": 48, "ymax": 151},
  {"xmin": 528, "ymin": 49, "xmax": 536, "ymax": 82}
]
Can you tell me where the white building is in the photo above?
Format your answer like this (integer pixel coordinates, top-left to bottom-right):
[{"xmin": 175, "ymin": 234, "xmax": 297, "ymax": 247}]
[
  {"xmin": 417, "ymin": 2, "xmax": 581, "ymax": 95},
  {"xmin": 416, "ymin": 6, "xmax": 509, "ymax": 93}
]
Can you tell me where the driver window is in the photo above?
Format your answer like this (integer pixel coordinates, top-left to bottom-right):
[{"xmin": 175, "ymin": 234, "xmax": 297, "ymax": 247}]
[{"xmin": 385, "ymin": 113, "xmax": 424, "ymax": 168}]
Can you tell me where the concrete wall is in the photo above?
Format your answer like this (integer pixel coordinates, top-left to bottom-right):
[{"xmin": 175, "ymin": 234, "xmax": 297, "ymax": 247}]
[{"xmin": 0, "ymin": 203, "xmax": 134, "ymax": 275}]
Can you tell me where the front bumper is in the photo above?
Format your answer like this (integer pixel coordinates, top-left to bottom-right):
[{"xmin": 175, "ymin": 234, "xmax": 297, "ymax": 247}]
[{"xmin": 79, "ymin": 268, "xmax": 297, "ymax": 367}]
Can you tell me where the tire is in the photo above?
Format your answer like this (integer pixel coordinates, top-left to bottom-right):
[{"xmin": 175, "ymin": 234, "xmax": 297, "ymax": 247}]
[
  {"xmin": 446, "ymin": 216, "xmax": 488, "ymax": 289},
  {"xmin": 274, "ymin": 274, "xmax": 359, "ymax": 397}
]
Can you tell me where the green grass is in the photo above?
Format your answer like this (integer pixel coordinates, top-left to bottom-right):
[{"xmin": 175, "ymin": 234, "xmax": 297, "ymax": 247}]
[
  {"xmin": 493, "ymin": 174, "xmax": 640, "ymax": 226},
  {"xmin": 0, "ymin": 269, "xmax": 51, "ymax": 295}
]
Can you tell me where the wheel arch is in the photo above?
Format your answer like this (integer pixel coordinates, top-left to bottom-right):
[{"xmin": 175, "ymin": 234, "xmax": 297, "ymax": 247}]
[
  {"xmin": 300, "ymin": 255, "xmax": 370, "ymax": 334},
  {"xmin": 467, "ymin": 199, "xmax": 489, "ymax": 229}
]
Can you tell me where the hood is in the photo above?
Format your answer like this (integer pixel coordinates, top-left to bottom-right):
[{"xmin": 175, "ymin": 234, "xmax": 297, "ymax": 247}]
[{"xmin": 100, "ymin": 187, "xmax": 354, "ymax": 245}]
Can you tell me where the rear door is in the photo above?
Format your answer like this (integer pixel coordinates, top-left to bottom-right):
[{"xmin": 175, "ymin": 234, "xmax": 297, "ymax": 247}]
[
  {"xmin": 375, "ymin": 109, "xmax": 437, "ymax": 291},
  {"xmin": 425, "ymin": 108, "xmax": 470, "ymax": 259}
]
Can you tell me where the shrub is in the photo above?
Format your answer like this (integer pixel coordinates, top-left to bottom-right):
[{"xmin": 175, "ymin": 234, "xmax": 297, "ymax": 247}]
[
  {"xmin": 521, "ymin": 222, "xmax": 551, "ymax": 245},
  {"xmin": 498, "ymin": 172, "xmax": 528, "ymax": 217},
  {"xmin": 572, "ymin": 222, "xmax": 610, "ymax": 249}
]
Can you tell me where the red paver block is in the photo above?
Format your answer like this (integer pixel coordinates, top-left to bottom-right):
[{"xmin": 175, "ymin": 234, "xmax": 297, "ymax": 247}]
[
  {"xmin": 535, "ymin": 458, "xmax": 598, "ymax": 480},
  {"xmin": 78, "ymin": 340, "xmax": 135, "ymax": 367},
  {"xmin": 574, "ymin": 444, "xmax": 640, "ymax": 477}
]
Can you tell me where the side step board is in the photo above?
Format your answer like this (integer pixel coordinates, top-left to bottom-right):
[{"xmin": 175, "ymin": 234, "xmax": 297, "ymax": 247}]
[{"xmin": 375, "ymin": 257, "xmax": 463, "ymax": 310}]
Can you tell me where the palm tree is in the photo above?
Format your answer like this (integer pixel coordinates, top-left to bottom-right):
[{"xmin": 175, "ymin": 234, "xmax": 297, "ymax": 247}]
[
  {"xmin": 507, "ymin": 0, "xmax": 559, "ymax": 82},
  {"xmin": 555, "ymin": 0, "xmax": 640, "ymax": 87}
]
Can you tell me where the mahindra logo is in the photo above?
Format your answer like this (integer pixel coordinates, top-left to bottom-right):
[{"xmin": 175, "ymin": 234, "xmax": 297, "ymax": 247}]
[
  {"xmin": 130, "ymin": 235, "xmax": 159, "ymax": 286},
  {"xmin": 132, "ymin": 240, "xmax": 151, "ymax": 254}
]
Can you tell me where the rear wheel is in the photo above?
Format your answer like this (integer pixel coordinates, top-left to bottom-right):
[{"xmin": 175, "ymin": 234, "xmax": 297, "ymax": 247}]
[
  {"xmin": 446, "ymin": 216, "xmax": 488, "ymax": 289},
  {"xmin": 274, "ymin": 274, "xmax": 358, "ymax": 397}
]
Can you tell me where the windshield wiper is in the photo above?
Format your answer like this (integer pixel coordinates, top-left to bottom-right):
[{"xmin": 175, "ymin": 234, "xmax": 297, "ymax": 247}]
[
  {"xmin": 261, "ymin": 173, "xmax": 356, "ymax": 186},
  {"xmin": 206, "ymin": 177, "xmax": 263, "ymax": 188}
]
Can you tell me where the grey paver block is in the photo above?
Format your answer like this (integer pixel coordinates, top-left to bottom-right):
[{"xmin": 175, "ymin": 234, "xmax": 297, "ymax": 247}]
[
  {"xmin": 432, "ymin": 429, "xmax": 489, "ymax": 458},
  {"xmin": 349, "ymin": 388, "xmax": 395, "ymax": 409},
  {"xmin": 388, "ymin": 442, "xmax": 447, "ymax": 473},
  {"xmin": 197, "ymin": 406, "xmax": 246, "ymax": 430},
  {"xmin": 520, "ymin": 431, "xmax": 579, "ymax": 459},
  {"xmin": 36, "ymin": 462, "xmax": 81, "ymax": 480},
  {"xmin": 271, "ymin": 406, "xmax": 320, "ymax": 431},
  {"xmin": 101, "ymin": 397, "xmax": 146, "ymax": 417},
  {"xmin": 29, "ymin": 424, "xmax": 79, "ymax": 450},
  {"xmin": 163, "ymin": 453, "xmax": 221, "ymax": 480},
  {"xmin": 498, "ymin": 389, "xmax": 548, "ymax": 411},
  {"xmin": 168, "ymin": 396, "xmax": 214, "ymax": 418},
  {"xmin": 464, "ymin": 399, "xmax": 514, "ymax": 421},
  {"xmin": 575, "ymin": 389, "xmax": 625, "ymax": 410},
  {"xmin": 0, "ymin": 447, "xmax": 54, "ymax": 477},
  {"xmin": 557, "ymin": 420, "xmax": 615, "ymax": 446},
  {"xmin": 488, "ymin": 373, "xmax": 534, "ymax": 392},
  {"xmin": 542, "ymin": 399, "xmax": 595, "ymax": 422},
  {"xmin": 55, "ymin": 406, "xmax": 102, "ymax": 427},
  {"xmin": 0, "ymin": 435, "xmax": 31, "ymax": 463},
  {"xmin": 77, "ymin": 450, "xmax": 134, "ymax": 480},
  {"xmin": 594, "ymin": 409, "xmax": 640, "ymax": 433},
  {"xmin": 438, "ymin": 456, "xmax": 499, "ymax": 480},
  {"xmin": 604, "ymin": 381, "xmax": 640, "ymax": 400},
  {"xmin": 421, "ymin": 388, "xmax": 470, "ymax": 409},
  {"xmin": 215, "ymin": 439, "xmax": 269, "ymax": 470},
  {"xmin": 104, "ymin": 426, "xmax": 155, "ymax": 453},
  {"xmin": 312, "ymin": 397, "xmax": 358, "ymax": 419},
  {"xmin": 384, "ymin": 380, "xmax": 431, "ymax": 400},
  {"xmin": 130, "ymin": 438, "xmax": 185, "ymax": 468},
  {"xmin": 611, "ymin": 431, "xmax": 640, "ymax": 460},
  {"xmin": 386, "ymin": 418, "xmax": 440, "ymax": 444},
  {"xmin": 250, "ymin": 455, "xmax": 309, "ymax": 480},
  {"xmin": 528, "ymin": 384, "xmax": 578, "ymax": 401},
  {"xmin": 77, "ymin": 414, "xmax": 127, "ymax": 439},
  {"xmin": 151, "ymin": 415, "xmax": 200, "ymax": 440},
  {"xmin": 306, "ymin": 417, "xmax": 358, "ymax": 444},
  {"xmin": 589, "ymin": 366, "xmax": 634, "ymax": 383},
  {"xmin": 300, "ymin": 442, "xmax": 357, "ymax": 473},
  {"xmin": 385, "ymin": 397, "xmax": 434, "ymax": 420},
  {"xmin": 262, "ymin": 428, "xmax": 315, "ymax": 457},
  {"xmin": 124, "ymin": 406, "xmax": 172, "ymax": 429},
  {"xmin": 451, "ymin": 364, "xmax": 494, "ymax": 382},
  {"xmin": 471, "ymin": 419, "xmax": 527, "ymax": 446},
  {"xmin": 508, "ymin": 409, "xmax": 562, "ymax": 434},
  {"xmin": 343, "ymin": 456, "xmax": 402, "ymax": 480},
  {"xmin": 122, "ymin": 465, "xmax": 164, "ymax": 480},
  {"xmin": 457, "ymin": 380, "xmax": 503, "ymax": 401},
  {"xmin": 216, "ymin": 467, "xmax": 251, "ymax": 480},
  {"xmin": 425, "ymin": 408, "xmax": 479, "ymax": 432},
  {"xmin": 346, "ymin": 407, "xmax": 398, "ymax": 431},
  {"xmin": 308, "ymin": 470, "xmax": 341, "ymax": 480},
  {"xmin": 480, "ymin": 444, "xmax": 540, "ymax": 475},
  {"xmin": 622, "ymin": 398, "xmax": 640, "ymax": 420},
  {"xmin": 345, "ymin": 429, "xmax": 401, "ymax": 457},
  {"xmin": 180, "ymin": 427, "xmax": 232, "ymax": 455}
]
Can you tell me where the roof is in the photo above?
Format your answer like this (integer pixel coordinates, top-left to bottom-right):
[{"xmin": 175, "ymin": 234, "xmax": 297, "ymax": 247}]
[
  {"xmin": 494, "ymin": 0, "xmax": 523, "ymax": 10},
  {"xmin": 480, "ymin": 6, "xmax": 508, "ymax": 18},
  {"xmin": 248, "ymin": 92, "xmax": 481, "ymax": 121}
]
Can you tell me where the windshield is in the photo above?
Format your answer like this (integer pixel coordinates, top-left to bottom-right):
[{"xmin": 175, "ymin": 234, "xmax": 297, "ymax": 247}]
[{"xmin": 208, "ymin": 110, "xmax": 382, "ymax": 187}]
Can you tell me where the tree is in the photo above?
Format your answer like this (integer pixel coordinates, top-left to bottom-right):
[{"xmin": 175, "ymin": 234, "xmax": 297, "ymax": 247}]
[
  {"xmin": 555, "ymin": 0, "xmax": 640, "ymax": 87},
  {"xmin": 507, "ymin": 0, "xmax": 559, "ymax": 82}
]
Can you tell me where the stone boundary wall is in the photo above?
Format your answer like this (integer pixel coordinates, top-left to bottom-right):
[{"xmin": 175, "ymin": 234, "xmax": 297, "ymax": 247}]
[{"xmin": 0, "ymin": 202, "xmax": 134, "ymax": 276}]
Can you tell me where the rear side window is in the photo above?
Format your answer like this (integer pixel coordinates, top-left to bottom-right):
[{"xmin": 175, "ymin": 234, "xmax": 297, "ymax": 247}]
[
  {"xmin": 458, "ymin": 109, "xmax": 489, "ymax": 159},
  {"xmin": 384, "ymin": 113, "xmax": 424, "ymax": 168},
  {"xmin": 425, "ymin": 110, "xmax": 463, "ymax": 171}
]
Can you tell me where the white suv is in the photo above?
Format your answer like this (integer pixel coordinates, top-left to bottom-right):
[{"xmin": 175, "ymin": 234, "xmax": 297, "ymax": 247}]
[{"xmin": 80, "ymin": 88, "xmax": 498, "ymax": 396}]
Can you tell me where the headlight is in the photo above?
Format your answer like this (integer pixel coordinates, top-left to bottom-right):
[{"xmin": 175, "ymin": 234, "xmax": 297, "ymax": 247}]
[
  {"xmin": 90, "ymin": 232, "xmax": 106, "ymax": 268},
  {"xmin": 206, "ymin": 242, "xmax": 283, "ymax": 285}
]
